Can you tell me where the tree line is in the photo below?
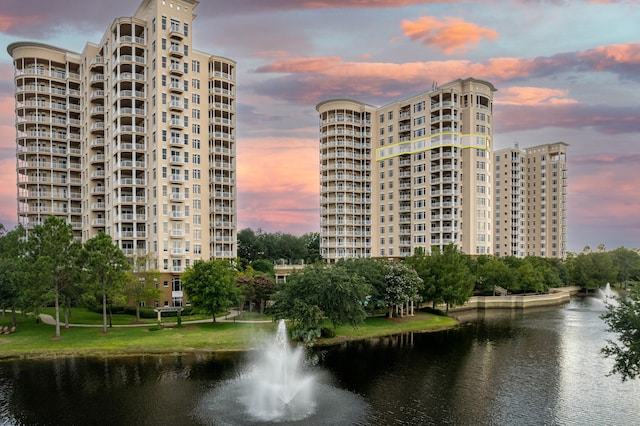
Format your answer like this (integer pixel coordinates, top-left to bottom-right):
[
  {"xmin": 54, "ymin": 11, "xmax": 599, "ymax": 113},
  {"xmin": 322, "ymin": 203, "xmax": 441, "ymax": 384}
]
[
  {"xmin": 0, "ymin": 217, "xmax": 153, "ymax": 336},
  {"xmin": 3, "ymin": 220, "xmax": 639, "ymax": 380}
]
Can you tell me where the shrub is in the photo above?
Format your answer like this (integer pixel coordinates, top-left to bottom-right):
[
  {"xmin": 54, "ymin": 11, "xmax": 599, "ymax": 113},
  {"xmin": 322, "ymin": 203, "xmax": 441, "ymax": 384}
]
[{"xmin": 320, "ymin": 327, "xmax": 336, "ymax": 338}]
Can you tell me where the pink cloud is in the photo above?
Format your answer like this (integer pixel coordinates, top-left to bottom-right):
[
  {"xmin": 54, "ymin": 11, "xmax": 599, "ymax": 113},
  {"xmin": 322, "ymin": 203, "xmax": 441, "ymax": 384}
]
[
  {"xmin": 237, "ymin": 136, "xmax": 319, "ymax": 234},
  {"xmin": 255, "ymin": 56, "xmax": 342, "ymax": 73},
  {"xmin": 570, "ymin": 158, "xmax": 640, "ymax": 226},
  {"xmin": 250, "ymin": 43, "xmax": 640, "ymax": 138},
  {"xmin": 494, "ymin": 103, "xmax": 640, "ymax": 134},
  {"xmin": 0, "ymin": 14, "xmax": 45, "ymax": 33},
  {"xmin": 400, "ymin": 16, "xmax": 499, "ymax": 54},
  {"xmin": 0, "ymin": 156, "xmax": 17, "ymax": 229},
  {"xmin": 496, "ymin": 87, "xmax": 578, "ymax": 106}
]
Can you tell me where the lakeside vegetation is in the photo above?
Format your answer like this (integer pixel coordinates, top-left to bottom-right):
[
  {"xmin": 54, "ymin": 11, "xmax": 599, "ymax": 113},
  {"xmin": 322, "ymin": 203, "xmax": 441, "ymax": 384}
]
[
  {"xmin": 1, "ymin": 222, "xmax": 639, "ymax": 379},
  {"xmin": 0, "ymin": 310, "xmax": 455, "ymax": 359}
]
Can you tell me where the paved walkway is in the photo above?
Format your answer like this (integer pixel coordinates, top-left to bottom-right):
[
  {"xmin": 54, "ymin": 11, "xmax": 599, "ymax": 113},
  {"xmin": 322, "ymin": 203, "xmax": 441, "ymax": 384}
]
[{"xmin": 38, "ymin": 308, "xmax": 272, "ymax": 328}]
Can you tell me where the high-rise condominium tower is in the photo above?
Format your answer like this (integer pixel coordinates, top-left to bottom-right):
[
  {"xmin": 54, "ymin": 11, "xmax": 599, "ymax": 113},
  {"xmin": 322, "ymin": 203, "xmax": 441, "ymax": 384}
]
[
  {"xmin": 8, "ymin": 0, "xmax": 236, "ymax": 307},
  {"xmin": 493, "ymin": 142, "xmax": 568, "ymax": 259},
  {"xmin": 318, "ymin": 78, "xmax": 497, "ymax": 261}
]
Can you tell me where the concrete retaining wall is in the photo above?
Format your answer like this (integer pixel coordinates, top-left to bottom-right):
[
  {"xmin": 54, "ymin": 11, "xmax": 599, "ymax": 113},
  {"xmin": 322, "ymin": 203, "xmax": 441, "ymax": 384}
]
[{"xmin": 446, "ymin": 286, "xmax": 581, "ymax": 312}]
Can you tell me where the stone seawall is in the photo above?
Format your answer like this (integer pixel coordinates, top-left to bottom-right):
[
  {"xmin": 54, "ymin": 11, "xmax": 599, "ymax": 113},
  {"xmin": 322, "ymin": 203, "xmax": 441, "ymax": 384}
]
[{"xmin": 447, "ymin": 286, "xmax": 582, "ymax": 312}]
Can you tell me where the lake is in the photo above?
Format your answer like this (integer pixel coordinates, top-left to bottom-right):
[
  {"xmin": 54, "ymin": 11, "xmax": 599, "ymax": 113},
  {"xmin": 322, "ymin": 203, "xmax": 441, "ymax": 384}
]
[{"xmin": 1, "ymin": 296, "xmax": 639, "ymax": 425}]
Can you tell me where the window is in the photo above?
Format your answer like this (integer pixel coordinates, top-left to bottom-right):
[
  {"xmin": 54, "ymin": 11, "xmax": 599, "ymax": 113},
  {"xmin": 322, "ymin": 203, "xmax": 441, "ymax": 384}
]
[
  {"xmin": 192, "ymin": 93, "xmax": 200, "ymax": 104},
  {"xmin": 192, "ymin": 79, "xmax": 200, "ymax": 89},
  {"xmin": 161, "ymin": 15, "xmax": 167, "ymax": 30}
]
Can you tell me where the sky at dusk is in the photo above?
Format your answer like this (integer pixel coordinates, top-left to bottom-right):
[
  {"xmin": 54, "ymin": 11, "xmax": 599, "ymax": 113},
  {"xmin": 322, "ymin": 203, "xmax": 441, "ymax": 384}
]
[{"xmin": 0, "ymin": 0, "xmax": 639, "ymax": 253}]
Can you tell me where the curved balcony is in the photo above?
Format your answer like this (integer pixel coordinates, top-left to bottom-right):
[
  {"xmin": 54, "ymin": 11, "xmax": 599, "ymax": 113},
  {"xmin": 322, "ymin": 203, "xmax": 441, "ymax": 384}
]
[
  {"xmin": 90, "ymin": 106, "xmax": 105, "ymax": 117},
  {"xmin": 169, "ymin": 24, "xmax": 184, "ymax": 40},
  {"xmin": 169, "ymin": 118, "xmax": 183, "ymax": 129},
  {"xmin": 90, "ymin": 57, "xmax": 104, "ymax": 70},
  {"xmin": 90, "ymin": 170, "xmax": 105, "ymax": 180},
  {"xmin": 90, "ymin": 90, "xmax": 104, "ymax": 101},
  {"xmin": 90, "ymin": 122, "xmax": 105, "ymax": 134},
  {"xmin": 169, "ymin": 63, "xmax": 183, "ymax": 76},
  {"xmin": 169, "ymin": 81, "xmax": 183, "ymax": 93},
  {"xmin": 169, "ymin": 100, "xmax": 184, "ymax": 111},
  {"xmin": 169, "ymin": 45, "xmax": 183, "ymax": 58},
  {"xmin": 90, "ymin": 74, "xmax": 104, "ymax": 87}
]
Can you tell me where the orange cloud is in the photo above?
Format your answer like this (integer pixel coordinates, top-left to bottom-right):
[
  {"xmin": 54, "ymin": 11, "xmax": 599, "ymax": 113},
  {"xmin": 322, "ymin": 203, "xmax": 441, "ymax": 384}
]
[
  {"xmin": 0, "ymin": 14, "xmax": 45, "ymax": 32},
  {"xmin": 496, "ymin": 87, "xmax": 578, "ymax": 106},
  {"xmin": 255, "ymin": 56, "xmax": 342, "ymax": 73},
  {"xmin": 580, "ymin": 43, "xmax": 640, "ymax": 68},
  {"xmin": 236, "ymin": 136, "xmax": 319, "ymax": 233},
  {"xmin": 400, "ymin": 16, "xmax": 499, "ymax": 54}
]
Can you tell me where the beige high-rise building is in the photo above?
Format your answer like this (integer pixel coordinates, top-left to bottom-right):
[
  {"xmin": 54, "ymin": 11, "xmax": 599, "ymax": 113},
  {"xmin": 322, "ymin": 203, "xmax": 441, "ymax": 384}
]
[
  {"xmin": 318, "ymin": 78, "xmax": 497, "ymax": 261},
  {"xmin": 493, "ymin": 142, "xmax": 568, "ymax": 259},
  {"xmin": 8, "ymin": 0, "xmax": 236, "ymax": 307}
]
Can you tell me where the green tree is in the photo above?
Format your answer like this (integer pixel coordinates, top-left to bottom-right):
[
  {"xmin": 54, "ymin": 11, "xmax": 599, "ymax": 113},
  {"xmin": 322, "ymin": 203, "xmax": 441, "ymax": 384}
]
[
  {"xmin": 319, "ymin": 264, "xmax": 372, "ymax": 328},
  {"xmin": 601, "ymin": 285, "xmax": 640, "ymax": 381},
  {"xmin": 237, "ymin": 228, "xmax": 263, "ymax": 265},
  {"xmin": 407, "ymin": 244, "xmax": 475, "ymax": 312},
  {"xmin": 383, "ymin": 261, "xmax": 423, "ymax": 318},
  {"xmin": 82, "ymin": 232, "xmax": 130, "ymax": 334},
  {"xmin": 429, "ymin": 244, "xmax": 474, "ymax": 313},
  {"xmin": 253, "ymin": 273, "xmax": 276, "ymax": 314},
  {"xmin": 336, "ymin": 258, "xmax": 387, "ymax": 311},
  {"xmin": 0, "ymin": 225, "xmax": 27, "ymax": 326},
  {"xmin": 524, "ymin": 256, "xmax": 562, "ymax": 291},
  {"xmin": 272, "ymin": 263, "xmax": 372, "ymax": 341},
  {"xmin": 477, "ymin": 256, "xmax": 513, "ymax": 295},
  {"xmin": 406, "ymin": 247, "xmax": 439, "ymax": 308},
  {"xmin": 516, "ymin": 260, "xmax": 545, "ymax": 293},
  {"xmin": 124, "ymin": 254, "xmax": 161, "ymax": 322},
  {"xmin": 610, "ymin": 247, "xmax": 640, "ymax": 289},
  {"xmin": 236, "ymin": 270, "xmax": 255, "ymax": 313},
  {"xmin": 26, "ymin": 216, "xmax": 83, "ymax": 337},
  {"xmin": 302, "ymin": 232, "xmax": 321, "ymax": 263},
  {"xmin": 251, "ymin": 259, "xmax": 275, "ymax": 277},
  {"xmin": 572, "ymin": 252, "xmax": 618, "ymax": 293},
  {"xmin": 181, "ymin": 259, "xmax": 241, "ymax": 322}
]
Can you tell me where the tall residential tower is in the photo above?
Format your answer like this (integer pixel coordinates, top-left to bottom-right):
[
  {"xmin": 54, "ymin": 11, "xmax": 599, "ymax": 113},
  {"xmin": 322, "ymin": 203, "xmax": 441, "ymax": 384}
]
[
  {"xmin": 8, "ymin": 0, "xmax": 237, "ymax": 307},
  {"xmin": 318, "ymin": 78, "xmax": 497, "ymax": 261},
  {"xmin": 493, "ymin": 142, "xmax": 568, "ymax": 258}
]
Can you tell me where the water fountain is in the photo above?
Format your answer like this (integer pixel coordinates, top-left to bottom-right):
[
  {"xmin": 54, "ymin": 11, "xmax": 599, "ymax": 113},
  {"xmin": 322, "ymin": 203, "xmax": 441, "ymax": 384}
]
[
  {"xmin": 597, "ymin": 283, "xmax": 618, "ymax": 306},
  {"xmin": 194, "ymin": 320, "xmax": 368, "ymax": 425}
]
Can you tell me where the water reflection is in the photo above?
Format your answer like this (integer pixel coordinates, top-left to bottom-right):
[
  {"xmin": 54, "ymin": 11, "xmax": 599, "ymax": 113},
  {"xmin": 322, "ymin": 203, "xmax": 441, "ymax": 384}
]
[{"xmin": 1, "ymin": 298, "xmax": 639, "ymax": 426}]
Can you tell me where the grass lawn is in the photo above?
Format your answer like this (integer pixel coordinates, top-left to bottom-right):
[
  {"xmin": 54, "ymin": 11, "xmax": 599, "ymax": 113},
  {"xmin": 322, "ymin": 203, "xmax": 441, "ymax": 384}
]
[
  {"xmin": 0, "ymin": 311, "xmax": 457, "ymax": 359},
  {"xmin": 40, "ymin": 307, "xmax": 213, "ymax": 325},
  {"xmin": 320, "ymin": 312, "xmax": 457, "ymax": 345},
  {"xmin": 0, "ymin": 317, "xmax": 277, "ymax": 358}
]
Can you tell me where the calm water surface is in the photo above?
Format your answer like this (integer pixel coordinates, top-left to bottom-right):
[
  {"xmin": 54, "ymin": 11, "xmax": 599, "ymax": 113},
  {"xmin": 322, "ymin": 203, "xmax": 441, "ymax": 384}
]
[{"xmin": 1, "ymin": 297, "xmax": 639, "ymax": 425}]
